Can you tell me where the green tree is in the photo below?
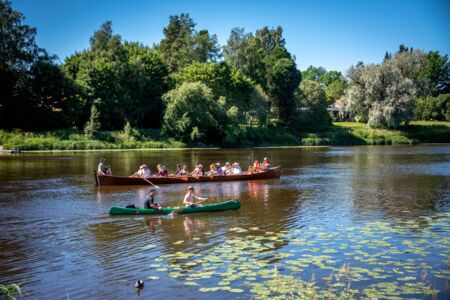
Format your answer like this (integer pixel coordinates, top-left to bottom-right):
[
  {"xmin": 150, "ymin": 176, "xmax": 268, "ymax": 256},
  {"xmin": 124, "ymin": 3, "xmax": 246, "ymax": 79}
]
[
  {"xmin": 294, "ymin": 79, "xmax": 331, "ymax": 130},
  {"xmin": 84, "ymin": 103, "xmax": 101, "ymax": 137},
  {"xmin": 415, "ymin": 93, "xmax": 450, "ymax": 121},
  {"xmin": 158, "ymin": 13, "xmax": 195, "ymax": 72},
  {"xmin": 0, "ymin": 0, "xmax": 74, "ymax": 130},
  {"xmin": 162, "ymin": 82, "xmax": 228, "ymax": 144},
  {"xmin": 122, "ymin": 42, "xmax": 170, "ymax": 128},
  {"xmin": 419, "ymin": 51, "xmax": 450, "ymax": 96},
  {"xmin": 267, "ymin": 58, "xmax": 301, "ymax": 124},
  {"xmin": 343, "ymin": 60, "xmax": 416, "ymax": 128},
  {"xmin": 158, "ymin": 14, "xmax": 221, "ymax": 72},
  {"xmin": 174, "ymin": 62, "xmax": 253, "ymax": 118},
  {"xmin": 63, "ymin": 23, "xmax": 170, "ymax": 130}
]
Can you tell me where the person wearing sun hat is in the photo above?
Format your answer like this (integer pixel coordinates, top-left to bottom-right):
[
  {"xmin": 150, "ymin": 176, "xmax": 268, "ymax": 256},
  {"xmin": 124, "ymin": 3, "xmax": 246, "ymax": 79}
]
[
  {"xmin": 183, "ymin": 186, "xmax": 208, "ymax": 208},
  {"xmin": 130, "ymin": 164, "xmax": 151, "ymax": 178}
]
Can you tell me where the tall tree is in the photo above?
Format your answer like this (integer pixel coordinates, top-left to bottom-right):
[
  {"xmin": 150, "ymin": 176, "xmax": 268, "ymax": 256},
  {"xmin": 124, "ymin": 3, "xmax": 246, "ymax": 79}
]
[
  {"xmin": 0, "ymin": 0, "xmax": 74, "ymax": 130},
  {"xmin": 267, "ymin": 58, "xmax": 301, "ymax": 124},
  {"xmin": 343, "ymin": 60, "xmax": 416, "ymax": 128},
  {"xmin": 158, "ymin": 14, "xmax": 220, "ymax": 72}
]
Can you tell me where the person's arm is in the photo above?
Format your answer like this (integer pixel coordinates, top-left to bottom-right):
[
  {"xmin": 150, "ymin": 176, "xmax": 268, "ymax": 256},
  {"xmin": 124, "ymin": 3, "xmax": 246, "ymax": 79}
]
[{"xmin": 194, "ymin": 195, "xmax": 207, "ymax": 201}]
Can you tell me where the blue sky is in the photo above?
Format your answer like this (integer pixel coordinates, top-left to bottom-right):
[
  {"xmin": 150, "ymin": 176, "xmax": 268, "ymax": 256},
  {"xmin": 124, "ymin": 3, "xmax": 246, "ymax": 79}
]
[{"xmin": 11, "ymin": 0, "xmax": 450, "ymax": 73}]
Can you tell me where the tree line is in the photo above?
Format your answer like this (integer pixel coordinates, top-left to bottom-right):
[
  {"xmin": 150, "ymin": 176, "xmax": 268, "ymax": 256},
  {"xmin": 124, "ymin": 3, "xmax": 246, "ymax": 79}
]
[{"xmin": 1, "ymin": 1, "xmax": 449, "ymax": 146}]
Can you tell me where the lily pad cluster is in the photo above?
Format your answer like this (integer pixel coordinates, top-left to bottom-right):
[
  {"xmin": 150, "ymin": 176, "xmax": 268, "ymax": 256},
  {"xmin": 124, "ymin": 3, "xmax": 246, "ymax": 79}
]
[{"xmin": 145, "ymin": 211, "xmax": 450, "ymax": 299}]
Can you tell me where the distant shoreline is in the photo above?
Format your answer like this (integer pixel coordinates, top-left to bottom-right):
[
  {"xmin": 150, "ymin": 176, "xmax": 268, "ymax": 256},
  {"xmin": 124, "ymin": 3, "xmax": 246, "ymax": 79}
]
[{"xmin": 1, "ymin": 121, "xmax": 449, "ymax": 152}]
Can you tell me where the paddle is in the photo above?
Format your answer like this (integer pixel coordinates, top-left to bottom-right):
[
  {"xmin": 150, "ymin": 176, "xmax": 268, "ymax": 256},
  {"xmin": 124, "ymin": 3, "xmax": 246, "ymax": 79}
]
[
  {"xmin": 142, "ymin": 177, "xmax": 160, "ymax": 189},
  {"xmin": 169, "ymin": 198, "xmax": 209, "ymax": 215}
]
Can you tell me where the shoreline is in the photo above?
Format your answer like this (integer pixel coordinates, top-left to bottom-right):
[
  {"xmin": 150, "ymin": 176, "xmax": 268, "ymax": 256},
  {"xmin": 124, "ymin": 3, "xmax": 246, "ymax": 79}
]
[
  {"xmin": 3, "ymin": 143, "xmax": 449, "ymax": 154},
  {"xmin": 1, "ymin": 121, "xmax": 449, "ymax": 152}
]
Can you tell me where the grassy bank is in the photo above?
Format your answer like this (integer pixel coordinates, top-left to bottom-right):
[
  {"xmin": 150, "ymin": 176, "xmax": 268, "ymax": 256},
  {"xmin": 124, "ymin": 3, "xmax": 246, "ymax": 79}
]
[
  {"xmin": 0, "ymin": 129, "xmax": 186, "ymax": 151},
  {"xmin": 0, "ymin": 121, "xmax": 449, "ymax": 151},
  {"xmin": 301, "ymin": 121, "xmax": 450, "ymax": 146}
]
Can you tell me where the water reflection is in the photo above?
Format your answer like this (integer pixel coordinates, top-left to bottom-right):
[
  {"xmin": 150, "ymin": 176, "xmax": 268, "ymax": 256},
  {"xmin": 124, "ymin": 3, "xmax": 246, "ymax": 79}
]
[{"xmin": 0, "ymin": 145, "xmax": 449, "ymax": 299}]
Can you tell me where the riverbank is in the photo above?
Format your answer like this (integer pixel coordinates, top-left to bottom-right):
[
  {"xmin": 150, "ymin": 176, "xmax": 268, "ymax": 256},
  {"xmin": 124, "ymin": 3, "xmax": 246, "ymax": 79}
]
[
  {"xmin": 0, "ymin": 121, "xmax": 449, "ymax": 151},
  {"xmin": 301, "ymin": 121, "xmax": 450, "ymax": 146}
]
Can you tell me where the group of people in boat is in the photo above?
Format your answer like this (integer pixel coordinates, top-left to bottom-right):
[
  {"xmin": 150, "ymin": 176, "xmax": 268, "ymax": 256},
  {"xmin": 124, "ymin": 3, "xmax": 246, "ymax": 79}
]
[{"xmin": 97, "ymin": 157, "xmax": 271, "ymax": 178}]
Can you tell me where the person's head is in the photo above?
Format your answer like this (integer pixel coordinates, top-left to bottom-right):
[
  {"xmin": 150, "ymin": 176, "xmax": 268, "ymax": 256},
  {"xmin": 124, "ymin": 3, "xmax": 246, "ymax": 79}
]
[
  {"xmin": 100, "ymin": 158, "xmax": 106, "ymax": 163},
  {"xmin": 142, "ymin": 164, "xmax": 148, "ymax": 169},
  {"xmin": 264, "ymin": 157, "xmax": 268, "ymax": 161},
  {"xmin": 225, "ymin": 162, "xmax": 231, "ymax": 167},
  {"xmin": 157, "ymin": 164, "xmax": 161, "ymax": 170},
  {"xmin": 187, "ymin": 186, "xmax": 194, "ymax": 192},
  {"xmin": 254, "ymin": 160, "xmax": 259, "ymax": 163},
  {"xmin": 149, "ymin": 188, "xmax": 156, "ymax": 195},
  {"xmin": 182, "ymin": 165, "xmax": 187, "ymax": 170}
]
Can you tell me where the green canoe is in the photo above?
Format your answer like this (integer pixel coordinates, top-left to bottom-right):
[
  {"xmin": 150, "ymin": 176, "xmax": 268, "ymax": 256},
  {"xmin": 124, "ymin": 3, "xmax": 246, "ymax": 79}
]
[{"xmin": 109, "ymin": 199, "xmax": 240, "ymax": 216}]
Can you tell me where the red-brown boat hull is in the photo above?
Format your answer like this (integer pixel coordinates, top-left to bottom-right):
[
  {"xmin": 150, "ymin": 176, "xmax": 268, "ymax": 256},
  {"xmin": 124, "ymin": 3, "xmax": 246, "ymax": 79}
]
[{"xmin": 95, "ymin": 167, "xmax": 281, "ymax": 186}]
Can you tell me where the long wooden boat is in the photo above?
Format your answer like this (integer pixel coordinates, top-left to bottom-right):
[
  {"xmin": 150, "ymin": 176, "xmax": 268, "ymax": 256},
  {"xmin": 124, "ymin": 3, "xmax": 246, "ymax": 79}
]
[
  {"xmin": 109, "ymin": 199, "xmax": 240, "ymax": 215},
  {"xmin": 95, "ymin": 166, "xmax": 281, "ymax": 186}
]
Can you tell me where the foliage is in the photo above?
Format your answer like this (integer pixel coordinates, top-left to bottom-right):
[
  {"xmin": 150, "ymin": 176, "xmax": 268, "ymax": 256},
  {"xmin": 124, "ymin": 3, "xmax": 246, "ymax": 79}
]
[
  {"xmin": 83, "ymin": 104, "xmax": 101, "ymax": 137},
  {"xmin": 158, "ymin": 13, "xmax": 220, "ymax": 72},
  {"xmin": 419, "ymin": 51, "xmax": 450, "ymax": 96},
  {"xmin": 0, "ymin": 129, "xmax": 185, "ymax": 150},
  {"xmin": 173, "ymin": 62, "xmax": 254, "ymax": 116},
  {"xmin": 63, "ymin": 23, "xmax": 170, "ymax": 130},
  {"xmin": 294, "ymin": 80, "xmax": 331, "ymax": 131},
  {"xmin": 343, "ymin": 60, "xmax": 416, "ymax": 128},
  {"xmin": 0, "ymin": 0, "xmax": 75, "ymax": 130},
  {"xmin": 162, "ymin": 82, "xmax": 228, "ymax": 144},
  {"xmin": 301, "ymin": 66, "xmax": 348, "ymax": 104},
  {"xmin": 300, "ymin": 121, "xmax": 450, "ymax": 145},
  {"xmin": 0, "ymin": 283, "xmax": 22, "ymax": 300},
  {"xmin": 415, "ymin": 93, "xmax": 450, "ymax": 121},
  {"xmin": 267, "ymin": 58, "xmax": 301, "ymax": 124}
]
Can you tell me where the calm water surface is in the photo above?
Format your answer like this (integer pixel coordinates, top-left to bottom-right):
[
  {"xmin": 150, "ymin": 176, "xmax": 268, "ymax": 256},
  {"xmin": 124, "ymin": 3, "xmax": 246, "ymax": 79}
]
[{"xmin": 0, "ymin": 146, "xmax": 449, "ymax": 299}]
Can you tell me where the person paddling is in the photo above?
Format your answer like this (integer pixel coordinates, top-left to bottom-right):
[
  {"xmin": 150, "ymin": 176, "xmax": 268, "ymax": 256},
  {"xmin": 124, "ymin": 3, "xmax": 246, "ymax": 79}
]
[
  {"xmin": 183, "ymin": 186, "xmax": 208, "ymax": 208},
  {"xmin": 144, "ymin": 189, "xmax": 161, "ymax": 210}
]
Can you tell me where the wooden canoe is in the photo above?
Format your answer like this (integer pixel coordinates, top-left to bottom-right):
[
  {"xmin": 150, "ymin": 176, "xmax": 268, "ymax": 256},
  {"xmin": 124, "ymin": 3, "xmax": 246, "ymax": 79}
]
[{"xmin": 95, "ymin": 166, "xmax": 281, "ymax": 186}]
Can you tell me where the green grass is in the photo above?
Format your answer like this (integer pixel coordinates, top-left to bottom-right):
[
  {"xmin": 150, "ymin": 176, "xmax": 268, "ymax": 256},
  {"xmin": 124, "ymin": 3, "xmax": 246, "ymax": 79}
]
[
  {"xmin": 0, "ymin": 121, "xmax": 448, "ymax": 150},
  {"xmin": 300, "ymin": 121, "xmax": 450, "ymax": 146},
  {"xmin": 0, "ymin": 129, "xmax": 186, "ymax": 151}
]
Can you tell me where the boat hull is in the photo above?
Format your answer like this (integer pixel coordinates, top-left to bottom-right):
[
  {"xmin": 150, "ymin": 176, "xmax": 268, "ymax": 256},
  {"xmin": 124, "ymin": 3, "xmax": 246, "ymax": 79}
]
[
  {"xmin": 109, "ymin": 199, "xmax": 240, "ymax": 215},
  {"xmin": 96, "ymin": 167, "xmax": 281, "ymax": 186}
]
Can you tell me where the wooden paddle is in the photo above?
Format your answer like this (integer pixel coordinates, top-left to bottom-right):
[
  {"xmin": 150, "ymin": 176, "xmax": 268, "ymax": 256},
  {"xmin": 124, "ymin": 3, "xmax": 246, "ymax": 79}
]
[
  {"xmin": 142, "ymin": 177, "xmax": 160, "ymax": 189},
  {"xmin": 169, "ymin": 198, "xmax": 209, "ymax": 215}
]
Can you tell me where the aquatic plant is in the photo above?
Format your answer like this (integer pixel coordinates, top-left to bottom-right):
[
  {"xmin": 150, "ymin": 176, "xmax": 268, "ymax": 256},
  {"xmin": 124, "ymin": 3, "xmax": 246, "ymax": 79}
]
[{"xmin": 0, "ymin": 283, "xmax": 22, "ymax": 300}]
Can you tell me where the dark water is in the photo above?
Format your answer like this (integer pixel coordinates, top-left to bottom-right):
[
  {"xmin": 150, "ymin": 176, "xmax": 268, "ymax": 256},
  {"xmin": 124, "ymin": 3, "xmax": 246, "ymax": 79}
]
[{"xmin": 0, "ymin": 146, "xmax": 449, "ymax": 299}]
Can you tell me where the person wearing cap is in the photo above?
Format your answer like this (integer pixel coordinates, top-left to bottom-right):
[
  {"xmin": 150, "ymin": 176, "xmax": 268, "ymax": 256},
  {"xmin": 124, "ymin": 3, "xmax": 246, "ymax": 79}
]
[
  {"xmin": 183, "ymin": 186, "xmax": 208, "ymax": 208},
  {"xmin": 144, "ymin": 189, "xmax": 161, "ymax": 210},
  {"xmin": 97, "ymin": 158, "xmax": 112, "ymax": 175},
  {"xmin": 215, "ymin": 163, "xmax": 224, "ymax": 175},
  {"xmin": 261, "ymin": 157, "xmax": 270, "ymax": 171},
  {"xmin": 130, "ymin": 164, "xmax": 151, "ymax": 178}
]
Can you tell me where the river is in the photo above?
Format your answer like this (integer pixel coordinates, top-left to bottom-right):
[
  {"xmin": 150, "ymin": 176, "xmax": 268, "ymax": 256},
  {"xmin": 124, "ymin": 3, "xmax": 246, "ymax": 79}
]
[{"xmin": 0, "ymin": 145, "xmax": 449, "ymax": 299}]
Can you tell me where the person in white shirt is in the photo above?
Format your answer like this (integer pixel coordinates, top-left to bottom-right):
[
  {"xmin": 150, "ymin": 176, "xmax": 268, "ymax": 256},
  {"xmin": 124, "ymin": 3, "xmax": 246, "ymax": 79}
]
[
  {"xmin": 130, "ymin": 164, "xmax": 151, "ymax": 178},
  {"xmin": 232, "ymin": 162, "xmax": 242, "ymax": 174}
]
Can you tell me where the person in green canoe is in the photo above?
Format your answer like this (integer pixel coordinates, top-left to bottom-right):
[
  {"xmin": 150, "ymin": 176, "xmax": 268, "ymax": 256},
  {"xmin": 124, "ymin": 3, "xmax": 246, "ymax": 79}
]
[
  {"xmin": 144, "ymin": 189, "xmax": 161, "ymax": 210},
  {"xmin": 183, "ymin": 186, "xmax": 208, "ymax": 208}
]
